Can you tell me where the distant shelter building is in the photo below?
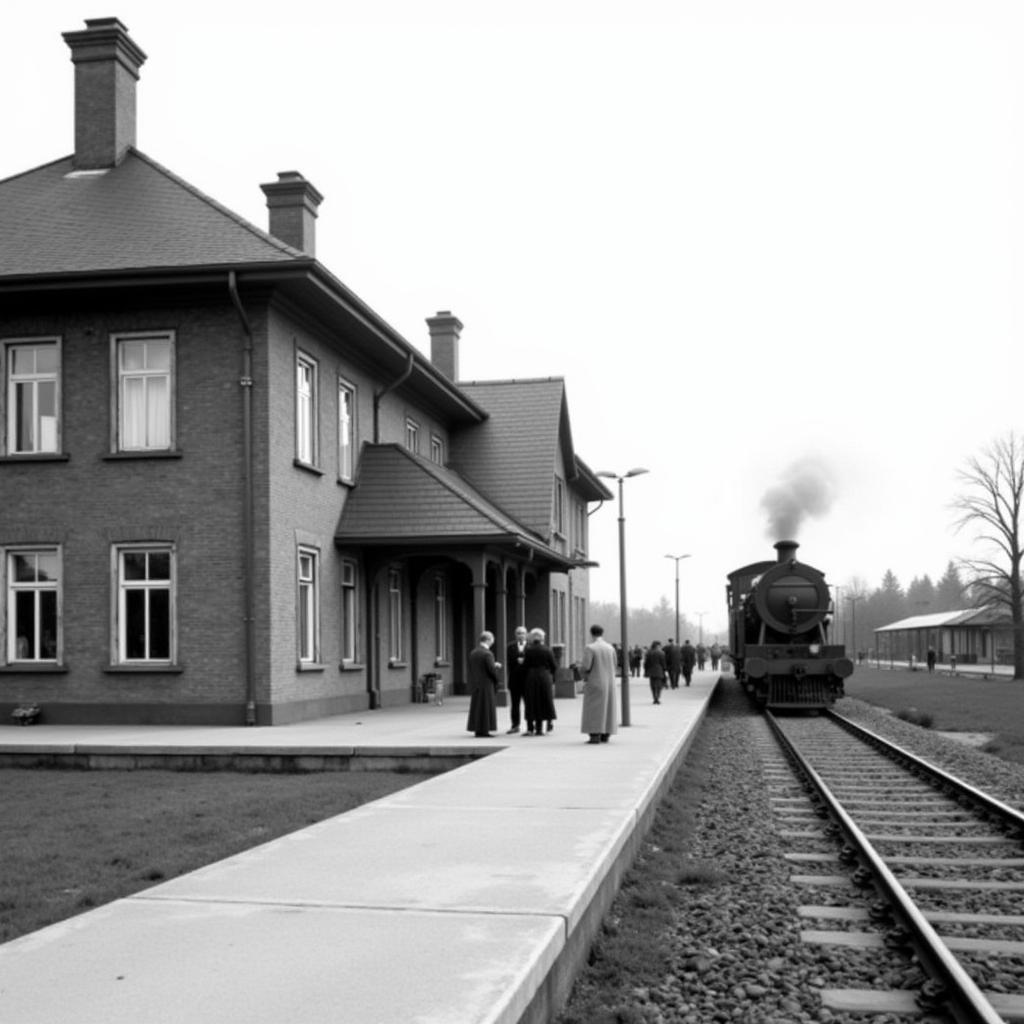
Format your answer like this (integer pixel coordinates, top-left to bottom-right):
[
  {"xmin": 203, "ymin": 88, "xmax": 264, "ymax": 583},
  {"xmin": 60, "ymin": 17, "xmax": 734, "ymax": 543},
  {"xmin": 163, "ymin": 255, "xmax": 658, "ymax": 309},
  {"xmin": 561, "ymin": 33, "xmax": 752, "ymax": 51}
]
[
  {"xmin": 874, "ymin": 608, "xmax": 1015, "ymax": 668},
  {"xmin": 0, "ymin": 18, "xmax": 612, "ymax": 725}
]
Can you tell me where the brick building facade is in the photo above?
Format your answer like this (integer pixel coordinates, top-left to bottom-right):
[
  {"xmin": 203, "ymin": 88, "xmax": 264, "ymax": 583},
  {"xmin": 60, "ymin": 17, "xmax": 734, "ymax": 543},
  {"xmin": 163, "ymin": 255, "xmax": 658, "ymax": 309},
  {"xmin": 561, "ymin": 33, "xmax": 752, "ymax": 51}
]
[{"xmin": 0, "ymin": 18, "xmax": 610, "ymax": 725}]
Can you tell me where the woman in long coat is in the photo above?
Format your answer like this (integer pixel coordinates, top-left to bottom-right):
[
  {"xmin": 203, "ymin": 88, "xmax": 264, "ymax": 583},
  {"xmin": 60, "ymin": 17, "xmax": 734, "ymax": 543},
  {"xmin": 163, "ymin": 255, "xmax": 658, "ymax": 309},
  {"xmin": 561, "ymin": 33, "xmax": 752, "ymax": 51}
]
[
  {"xmin": 466, "ymin": 631, "xmax": 500, "ymax": 738},
  {"xmin": 522, "ymin": 628, "xmax": 557, "ymax": 736}
]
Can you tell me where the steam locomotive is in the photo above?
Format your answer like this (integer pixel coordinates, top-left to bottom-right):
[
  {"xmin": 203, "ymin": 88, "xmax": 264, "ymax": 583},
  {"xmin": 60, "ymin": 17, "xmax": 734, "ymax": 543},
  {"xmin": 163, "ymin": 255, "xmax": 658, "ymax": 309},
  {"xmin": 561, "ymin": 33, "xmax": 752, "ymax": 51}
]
[{"xmin": 726, "ymin": 541, "xmax": 854, "ymax": 709}]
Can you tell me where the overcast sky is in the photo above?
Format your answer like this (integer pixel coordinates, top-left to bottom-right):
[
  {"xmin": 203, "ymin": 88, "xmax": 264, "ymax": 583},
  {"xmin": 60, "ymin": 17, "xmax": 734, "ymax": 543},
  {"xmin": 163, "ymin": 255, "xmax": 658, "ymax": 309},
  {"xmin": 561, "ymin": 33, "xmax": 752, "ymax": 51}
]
[{"xmin": 4, "ymin": 0, "xmax": 1022, "ymax": 639}]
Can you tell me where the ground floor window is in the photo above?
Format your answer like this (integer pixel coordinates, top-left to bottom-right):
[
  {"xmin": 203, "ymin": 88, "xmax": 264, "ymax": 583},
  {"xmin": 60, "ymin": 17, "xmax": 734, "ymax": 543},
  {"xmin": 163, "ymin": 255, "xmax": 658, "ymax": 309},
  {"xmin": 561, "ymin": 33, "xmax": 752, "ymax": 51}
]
[
  {"xmin": 298, "ymin": 547, "xmax": 319, "ymax": 663},
  {"xmin": 434, "ymin": 574, "xmax": 448, "ymax": 662},
  {"xmin": 388, "ymin": 568, "xmax": 404, "ymax": 662},
  {"xmin": 116, "ymin": 545, "xmax": 173, "ymax": 662},
  {"xmin": 341, "ymin": 558, "xmax": 358, "ymax": 663},
  {"xmin": 7, "ymin": 548, "xmax": 60, "ymax": 662}
]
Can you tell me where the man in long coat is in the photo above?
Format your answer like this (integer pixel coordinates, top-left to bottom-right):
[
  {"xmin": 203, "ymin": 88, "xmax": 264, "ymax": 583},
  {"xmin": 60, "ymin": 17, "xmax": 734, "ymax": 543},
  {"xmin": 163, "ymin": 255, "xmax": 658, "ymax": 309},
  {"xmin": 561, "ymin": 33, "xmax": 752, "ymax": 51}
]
[
  {"xmin": 466, "ymin": 631, "xmax": 500, "ymax": 738},
  {"xmin": 680, "ymin": 639, "xmax": 697, "ymax": 686},
  {"xmin": 580, "ymin": 624, "xmax": 618, "ymax": 743},
  {"xmin": 664, "ymin": 638, "xmax": 682, "ymax": 689}
]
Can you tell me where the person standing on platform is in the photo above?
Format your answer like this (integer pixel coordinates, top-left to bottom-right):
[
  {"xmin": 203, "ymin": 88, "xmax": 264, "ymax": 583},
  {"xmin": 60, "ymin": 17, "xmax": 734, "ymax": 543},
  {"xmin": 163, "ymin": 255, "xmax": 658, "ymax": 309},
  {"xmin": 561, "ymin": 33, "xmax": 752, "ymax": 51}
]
[
  {"xmin": 681, "ymin": 639, "xmax": 696, "ymax": 686},
  {"xmin": 523, "ymin": 628, "xmax": 557, "ymax": 736},
  {"xmin": 580, "ymin": 624, "xmax": 618, "ymax": 744},
  {"xmin": 466, "ymin": 631, "xmax": 501, "ymax": 738},
  {"xmin": 709, "ymin": 642, "xmax": 722, "ymax": 671},
  {"xmin": 664, "ymin": 637, "xmax": 682, "ymax": 690},
  {"xmin": 644, "ymin": 640, "xmax": 667, "ymax": 704},
  {"xmin": 505, "ymin": 626, "xmax": 529, "ymax": 733}
]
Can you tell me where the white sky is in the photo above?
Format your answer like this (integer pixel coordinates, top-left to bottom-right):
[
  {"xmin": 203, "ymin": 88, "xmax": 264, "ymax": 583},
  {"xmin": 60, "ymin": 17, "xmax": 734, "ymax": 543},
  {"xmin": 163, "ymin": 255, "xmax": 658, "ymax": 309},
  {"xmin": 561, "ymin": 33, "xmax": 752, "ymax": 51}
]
[{"xmin": 4, "ymin": 0, "xmax": 1022, "ymax": 639}]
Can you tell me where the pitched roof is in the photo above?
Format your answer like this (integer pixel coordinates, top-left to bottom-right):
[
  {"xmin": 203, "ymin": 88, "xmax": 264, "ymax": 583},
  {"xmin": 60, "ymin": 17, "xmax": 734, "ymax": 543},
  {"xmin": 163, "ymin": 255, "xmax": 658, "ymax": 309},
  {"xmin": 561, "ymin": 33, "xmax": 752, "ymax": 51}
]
[
  {"xmin": 448, "ymin": 378, "xmax": 568, "ymax": 537},
  {"xmin": 875, "ymin": 607, "xmax": 1010, "ymax": 632},
  {"xmin": 335, "ymin": 444, "xmax": 576, "ymax": 569},
  {"xmin": 0, "ymin": 150, "xmax": 301, "ymax": 277}
]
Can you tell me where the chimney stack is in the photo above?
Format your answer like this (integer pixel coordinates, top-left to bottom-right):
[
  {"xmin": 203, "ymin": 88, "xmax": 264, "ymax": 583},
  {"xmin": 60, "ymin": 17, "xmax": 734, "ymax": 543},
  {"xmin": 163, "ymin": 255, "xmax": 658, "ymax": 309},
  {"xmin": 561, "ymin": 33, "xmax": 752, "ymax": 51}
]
[
  {"xmin": 427, "ymin": 311, "xmax": 463, "ymax": 382},
  {"xmin": 260, "ymin": 171, "xmax": 324, "ymax": 255},
  {"xmin": 63, "ymin": 18, "xmax": 147, "ymax": 170}
]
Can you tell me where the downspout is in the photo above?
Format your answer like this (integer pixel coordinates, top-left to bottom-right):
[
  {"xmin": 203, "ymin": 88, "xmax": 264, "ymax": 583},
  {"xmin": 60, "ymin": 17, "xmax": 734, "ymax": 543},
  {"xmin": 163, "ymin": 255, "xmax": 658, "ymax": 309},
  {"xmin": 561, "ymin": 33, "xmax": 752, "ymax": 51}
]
[
  {"xmin": 373, "ymin": 352, "xmax": 415, "ymax": 442},
  {"xmin": 228, "ymin": 271, "xmax": 258, "ymax": 726}
]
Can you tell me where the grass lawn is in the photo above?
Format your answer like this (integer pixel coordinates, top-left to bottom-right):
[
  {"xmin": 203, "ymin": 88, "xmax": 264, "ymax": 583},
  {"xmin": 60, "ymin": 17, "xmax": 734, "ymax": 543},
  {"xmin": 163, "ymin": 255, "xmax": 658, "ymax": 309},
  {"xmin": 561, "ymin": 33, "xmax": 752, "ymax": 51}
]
[
  {"xmin": 842, "ymin": 665, "xmax": 1024, "ymax": 764},
  {"xmin": 0, "ymin": 767, "xmax": 431, "ymax": 944}
]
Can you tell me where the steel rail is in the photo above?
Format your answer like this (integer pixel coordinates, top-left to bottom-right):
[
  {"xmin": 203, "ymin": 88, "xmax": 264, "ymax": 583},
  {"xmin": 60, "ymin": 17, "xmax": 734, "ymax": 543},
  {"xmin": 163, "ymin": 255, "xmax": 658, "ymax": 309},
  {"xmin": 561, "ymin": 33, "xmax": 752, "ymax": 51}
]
[
  {"xmin": 827, "ymin": 709, "xmax": 1024, "ymax": 833},
  {"xmin": 766, "ymin": 710, "xmax": 1006, "ymax": 1024}
]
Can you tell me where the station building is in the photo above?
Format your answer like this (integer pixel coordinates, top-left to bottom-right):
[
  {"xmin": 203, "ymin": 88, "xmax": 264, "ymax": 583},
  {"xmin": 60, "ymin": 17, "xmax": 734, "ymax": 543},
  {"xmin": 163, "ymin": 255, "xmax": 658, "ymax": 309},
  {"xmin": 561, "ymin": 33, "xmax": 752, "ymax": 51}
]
[
  {"xmin": 0, "ymin": 18, "xmax": 611, "ymax": 725},
  {"xmin": 874, "ymin": 607, "xmax": 1015, "ymax": 668}
]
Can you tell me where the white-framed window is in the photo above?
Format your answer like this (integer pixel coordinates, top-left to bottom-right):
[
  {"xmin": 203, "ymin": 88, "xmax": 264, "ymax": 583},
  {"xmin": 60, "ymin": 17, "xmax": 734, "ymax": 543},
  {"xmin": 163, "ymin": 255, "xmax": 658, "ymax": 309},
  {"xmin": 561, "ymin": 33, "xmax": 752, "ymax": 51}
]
[
  {"xmin": 6, "ymin": 548, "xmax": 61, "ymax": 662},
  {"xmin": 553, "ymin": 476, "xmax": 566, "ymax": 536},
  {"xmin": 296, "ymin": 352, "xmax": 317, "ymax": 465},
  {"xmin": 387, "ymin": 568, "xmax": 404, "ymax": 662},
  {"xmin": 298, "ymin": 547, "xmax": 320, "ymax": 663},
  {"xmin": 433, "ymin": 574, "xmax": 448, "ymax": 662},
  {"xmin": 115, "ymin": 545, "xmax": 174, "ymax": 663},
  {"xmin": 341, "ymin": 558, "xmax": 358, "ymax": 663},
  {"xmin": 404, "ymin": 418, "xmax": 419, "ymax": 454},
  {"xmin": 551, "ymin": 588, "xmax": 566, "ymax": 646},
  {"xmin": 574, "ymin": 498, "xmax": 587, "ymax": 554},
  {"xmin": 5, "ymin": 339, "xmax": 60, "ymax": 455},
  {"xmin": 114, "ymin": 332, "xmax": 173, "ymax": 451},
  {"xmin": 338, "ymin": 379, "xmax": 355, "ymax": 481},
  {"xmin": 429, "ymin": 434, "xmax": 444, "ymax": 466}
]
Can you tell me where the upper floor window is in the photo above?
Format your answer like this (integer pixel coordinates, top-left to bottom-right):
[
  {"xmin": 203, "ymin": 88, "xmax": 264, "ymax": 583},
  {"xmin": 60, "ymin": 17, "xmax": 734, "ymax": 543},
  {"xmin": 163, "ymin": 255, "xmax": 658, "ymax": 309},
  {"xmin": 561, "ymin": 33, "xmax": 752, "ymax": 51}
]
[
  {"xmin": 338, "ymin": 379, "xmax": 355, "ymax": 482},
  {"xmin": 405, "ymin": 418, "xmax": 420, "ymax": 454},
  {"xmin": 5, "ymin": 339, "xmax": 60, "ymax": 455},
  {"xmin": 429, "ymin": 434, "xmax": 444, "ymax": 466},
  {"xmin": 298, "ymin": 547, "xmax": 320, "ymax": 663},
  {"xmin": 574, "ymin": 499, "xmax": 587, "ymax": 553},
  {"xmin": 115, "ymin": 545, "xmax": 174, "ymax": 663},
  {"xmin": 6, "ymin": 548, "xmax": 60, "ymax": 663},
  {"xmin": 553, "ymin": 476, "xmax": 566, "ymax": 536},
  {"xmin": 115, "ymin": 333, "xmax": 174, "ymax": 452},
  {"xmin": 296, "ymin": 353, "xmax": 318, "ymax": 465}
]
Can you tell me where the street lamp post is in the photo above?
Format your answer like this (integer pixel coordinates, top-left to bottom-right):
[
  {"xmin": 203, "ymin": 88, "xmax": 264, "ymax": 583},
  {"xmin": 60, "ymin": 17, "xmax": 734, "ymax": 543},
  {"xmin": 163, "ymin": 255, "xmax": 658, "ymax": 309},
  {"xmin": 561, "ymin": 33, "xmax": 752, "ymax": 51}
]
[
  {"xmin": 664, "ymin": 553, "xmax": 691, "ymax": 645},
  {"xmin": 597, "ymin": 467, "xmax": 649, "ymax": 727},
  {"xmin": 695, "ymin": 611, "xmax": 708, "ymax": 644}
]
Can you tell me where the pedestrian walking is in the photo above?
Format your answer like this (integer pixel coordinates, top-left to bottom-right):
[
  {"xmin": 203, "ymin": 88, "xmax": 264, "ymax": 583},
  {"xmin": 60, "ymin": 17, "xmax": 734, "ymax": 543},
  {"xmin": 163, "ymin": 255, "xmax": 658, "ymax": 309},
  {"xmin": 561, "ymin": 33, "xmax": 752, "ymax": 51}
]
[
  {"xmin": 680, "ymin": 639, "xmax": 696, "ymax": 686},
  {"xmin": 505, "ymin": 626, "xmax": 529, "ymax": 733},
  {"xmin": 709, "ymin": 642, "xmax": 721, "ymax": 671},
  {"xmin": 664, "ymin": 638, "xmax": 682, "ymax": 689},
  {"xmin": 644, "ymin": 640, "xmax": 667, "ymax": 704}
]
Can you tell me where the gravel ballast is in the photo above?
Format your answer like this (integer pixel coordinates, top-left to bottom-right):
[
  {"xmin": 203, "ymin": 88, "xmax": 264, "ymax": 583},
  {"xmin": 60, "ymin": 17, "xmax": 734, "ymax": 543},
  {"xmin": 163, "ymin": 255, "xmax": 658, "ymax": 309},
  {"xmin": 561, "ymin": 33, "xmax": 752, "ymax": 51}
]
[{"xmin": 555, "ymin": 678, "xmax": 1024, "ymax": 1024}]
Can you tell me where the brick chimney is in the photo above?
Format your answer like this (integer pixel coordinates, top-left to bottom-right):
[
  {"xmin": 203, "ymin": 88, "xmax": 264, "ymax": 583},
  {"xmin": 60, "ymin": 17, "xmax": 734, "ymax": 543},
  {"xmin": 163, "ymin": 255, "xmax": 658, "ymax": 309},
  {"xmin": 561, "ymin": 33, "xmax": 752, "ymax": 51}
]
[
  {"xmin": 260, "ymin": 171, "xmax": 324, "ymax": 255},
  {"xmin": 63, "ymin": 18, "xmax": 147, "ymax": 170},
  {"xmin": 427, "ymin": 311, "xmax": 463, "ymax": 382}
]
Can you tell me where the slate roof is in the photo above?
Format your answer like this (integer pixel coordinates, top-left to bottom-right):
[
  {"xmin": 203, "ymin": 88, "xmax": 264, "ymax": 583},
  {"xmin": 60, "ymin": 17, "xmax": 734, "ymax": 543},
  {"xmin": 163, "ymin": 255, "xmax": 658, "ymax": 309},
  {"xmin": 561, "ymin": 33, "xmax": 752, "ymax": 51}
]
[
  {"xmin": 448, "ymin": 377, "xmax": 612, "ymax": 537},
  {"xmin": 0, "ymin": 150, "xmax": 301, "ymax": 277},
  {"xmin": 335, "ymin": 444, "xmax": 576, "ymax": 569}
]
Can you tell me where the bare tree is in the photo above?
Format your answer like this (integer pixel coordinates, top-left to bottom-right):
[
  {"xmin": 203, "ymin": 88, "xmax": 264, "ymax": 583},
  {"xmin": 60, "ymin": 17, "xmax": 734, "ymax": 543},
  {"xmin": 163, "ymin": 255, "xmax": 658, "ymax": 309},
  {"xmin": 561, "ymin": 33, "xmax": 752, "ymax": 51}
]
[{"xmin": 951, "ymin": 432, "xmax": 1024, "ymax": 679}]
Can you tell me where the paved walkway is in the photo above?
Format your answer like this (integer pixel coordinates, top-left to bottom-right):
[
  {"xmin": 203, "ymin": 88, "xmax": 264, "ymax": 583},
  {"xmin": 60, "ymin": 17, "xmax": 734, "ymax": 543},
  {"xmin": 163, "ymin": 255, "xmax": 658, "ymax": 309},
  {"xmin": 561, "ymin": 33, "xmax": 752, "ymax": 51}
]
[{"xmin": 0, "ymin": 672, "xmax": 719, "ymax": 1024}]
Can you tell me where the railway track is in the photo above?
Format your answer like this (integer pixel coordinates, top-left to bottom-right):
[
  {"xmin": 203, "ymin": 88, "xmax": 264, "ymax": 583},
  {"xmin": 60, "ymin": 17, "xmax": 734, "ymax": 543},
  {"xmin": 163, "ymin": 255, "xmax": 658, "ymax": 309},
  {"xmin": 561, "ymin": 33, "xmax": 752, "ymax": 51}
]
[{"xmin": 767, "ymin": 709, "xmax": 1024, "ymax": 1024}]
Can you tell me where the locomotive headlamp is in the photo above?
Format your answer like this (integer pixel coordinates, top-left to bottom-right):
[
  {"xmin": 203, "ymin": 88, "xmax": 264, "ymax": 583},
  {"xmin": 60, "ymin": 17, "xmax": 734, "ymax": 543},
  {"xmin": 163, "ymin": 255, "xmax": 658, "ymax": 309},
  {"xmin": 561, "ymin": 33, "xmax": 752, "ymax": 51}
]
[{"xmin": 809, "ymin": 644, "xmax": 821, "ymax": 655}]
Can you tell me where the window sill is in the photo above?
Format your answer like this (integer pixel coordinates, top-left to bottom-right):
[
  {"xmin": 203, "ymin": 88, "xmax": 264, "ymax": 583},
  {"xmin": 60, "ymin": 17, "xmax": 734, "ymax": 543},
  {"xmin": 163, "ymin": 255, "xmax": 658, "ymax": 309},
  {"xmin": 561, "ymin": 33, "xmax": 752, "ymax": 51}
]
[
  {"xmin": 297, "ymin": 662, "xmax": 326, "ymax": 672},
  {"xmin": 387, "ymin": 660, "xmax": 408, "ymax": 670},
  {"xmin": 434, "ymin": 659, "xmax": 450, "ymax": 668},
  {"xmin": 103, "ymin": 450, "xmax": 182, "ymax": 461},
  {"xmin": 293, "ymin": 459, "xmax": 324, "ymax": 477},
  {"xmin": 103, "ymin": 663, "xmax": 184, "ymax": 674},
  {"xmin": 339, "ymin": 662, "xmax": 365, "ymax": 672},
  {"xmin": 0, "ymin": 453, "xmax": 70, "ymax": 464},
  {"xmin": 0, "ymin": 663, "xmax": 69, "ymax": 674},
  {"xmin": 336, "ymin": 477, "xmax": 355, "ymax": 488}
]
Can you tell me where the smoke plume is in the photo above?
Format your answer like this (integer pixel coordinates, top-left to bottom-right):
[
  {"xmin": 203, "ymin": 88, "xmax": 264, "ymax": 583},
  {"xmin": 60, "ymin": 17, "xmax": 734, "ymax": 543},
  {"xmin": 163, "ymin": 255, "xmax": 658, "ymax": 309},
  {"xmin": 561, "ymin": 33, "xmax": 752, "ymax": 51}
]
[{"xmin": 760, "ymin": 456, "xmax": 836, "ymax": 540}]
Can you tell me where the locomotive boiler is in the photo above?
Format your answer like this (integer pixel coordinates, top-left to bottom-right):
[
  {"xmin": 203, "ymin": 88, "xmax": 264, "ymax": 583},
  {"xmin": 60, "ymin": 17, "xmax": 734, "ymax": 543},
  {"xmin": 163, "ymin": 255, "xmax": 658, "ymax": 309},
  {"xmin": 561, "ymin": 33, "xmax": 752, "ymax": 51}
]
[{"xmin": 726, "ymin": 540, "xmax": 853, "ymax": 709}]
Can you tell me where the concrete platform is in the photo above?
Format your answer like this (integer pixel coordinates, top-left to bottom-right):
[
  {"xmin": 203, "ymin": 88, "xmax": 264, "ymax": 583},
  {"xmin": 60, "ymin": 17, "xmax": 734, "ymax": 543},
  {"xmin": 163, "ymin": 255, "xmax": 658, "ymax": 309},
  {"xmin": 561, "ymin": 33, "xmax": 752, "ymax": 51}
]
[{"xmin": 0, "ymin": 672, "xmax": 719, "ymax": 1024}]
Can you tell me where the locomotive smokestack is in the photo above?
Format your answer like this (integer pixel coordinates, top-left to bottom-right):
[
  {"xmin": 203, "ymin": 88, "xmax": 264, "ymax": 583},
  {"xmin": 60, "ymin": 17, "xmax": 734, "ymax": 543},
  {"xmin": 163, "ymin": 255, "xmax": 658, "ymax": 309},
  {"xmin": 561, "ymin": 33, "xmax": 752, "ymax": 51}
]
[{"xmin": 774, "ymin": 540, "xmax": 799, "ymax": 563}]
